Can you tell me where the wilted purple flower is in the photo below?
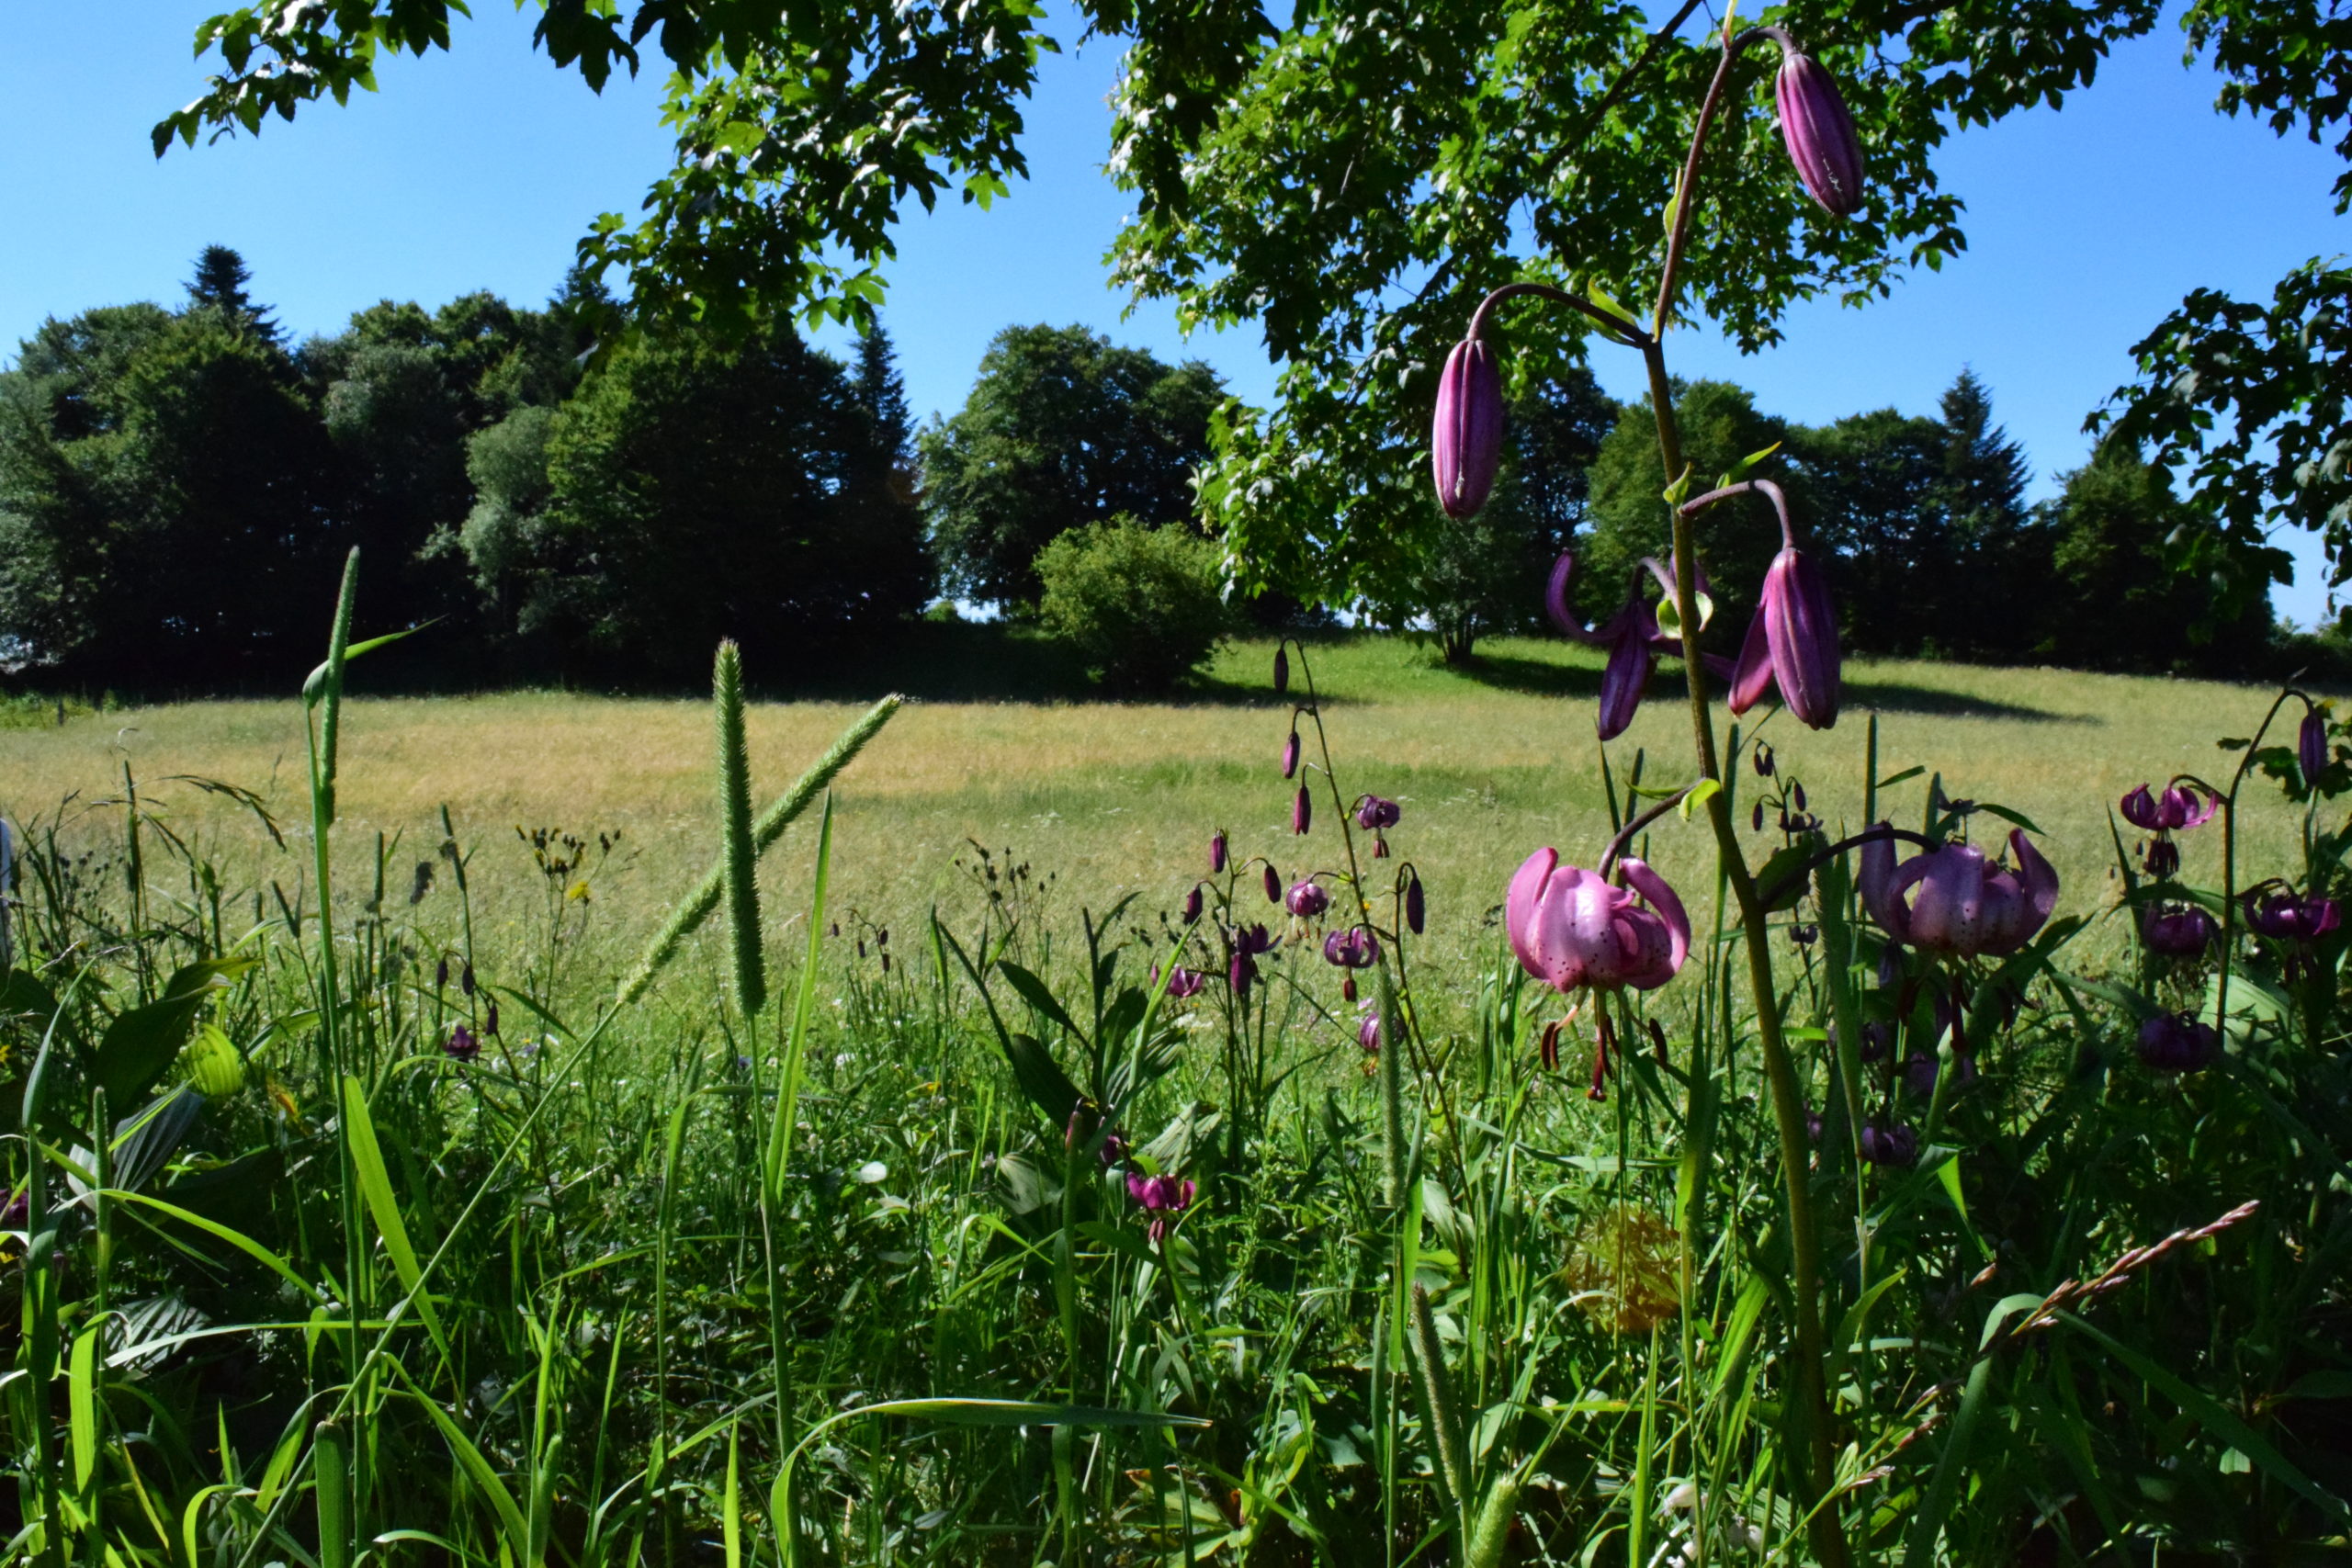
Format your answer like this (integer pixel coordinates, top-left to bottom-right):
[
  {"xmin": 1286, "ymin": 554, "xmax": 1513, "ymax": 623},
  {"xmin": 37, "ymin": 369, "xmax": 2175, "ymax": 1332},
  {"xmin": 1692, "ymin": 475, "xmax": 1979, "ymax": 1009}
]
[
  {"xmin": 1282, "ymin": 731, "xmax": 1302, "ymax": 780},
  {"xmin": 1293, "ymin": 786, "xmax": 1312, "ymax": 835},
  {"xmin": 2303, "ymin": 706, "xmax": 2330, "ymax": 786},
  {"xmin": 1273, "ymin": 646, "xmax": 1290, "ymax": 696},
  {"xmin": 1859, "ymin": 1121, "xmax": 1918, "ymax": 1168},
  {"xmin": 1358, "ymin": 1011, "xmax": 1382, "ymax": 1053},
  {"xmin": 1263, "ymin": 864, "xmax": 1282, "ymax": 903},
  {"xmin": 1770, "ymin": 36, "xmax": 1866, "ymax": 216},
  {"xmin": 2120, "ymin": 783, "xmax": 2218, "ymax": 833},
  {"xmin": 2141, "ymin": 902, "xmax": 2218, "ymax": 958},
  {"xmin": 2136, "ymin": 1011, "xmax": 2218, "ymax": 1074},
  {"xmin": 1431, "ymin": 335, "xmax": 1505, "ymax": 520},
  {"xmin": 1405, "ymin": 875, "xmax": 1426, "ymax": 935},
  {"xmin": 1726, "ymin": 485, "xmax": 1839, "ymax": 730},
  {"xmin": 1860, "ymin": 827, "xmax": 2059, "ymax": 958},
  {"xmin": 1126, "ymin": 1170, "xmax": 1197, "ymax": 1242},
  {"xmin": 1506, "ymin": 849, "xmax": 1690, "ymax": 993},
  {"xmin": 1210, "ymin": 830, "xmax": 1228, "ymax": 874},
  {"xmin": 1324, "ymin": 925, "xmax": 1381, "ymax": 968},
  {"xmin": 1355, "ymin": 795, "xmax": 1402, "ymax": 830},
  {"xmin": 1235, "ymin": 923, "xmax": 1276, "ymax": 956},
  {"xmin": 2243, "ymin": 883, "xmax": 2341, "ymax": 942},
  {"xmin": 445, "ymin": 1024, "xmax": 480, "ymax": 1063},
  {"xmin": 1182, "ymin": 886, "xmax": 1204, "ymax": 924},
  {"xmin": 1285, "ymin": 879, "xmax": 1330, "ymax": 918}
]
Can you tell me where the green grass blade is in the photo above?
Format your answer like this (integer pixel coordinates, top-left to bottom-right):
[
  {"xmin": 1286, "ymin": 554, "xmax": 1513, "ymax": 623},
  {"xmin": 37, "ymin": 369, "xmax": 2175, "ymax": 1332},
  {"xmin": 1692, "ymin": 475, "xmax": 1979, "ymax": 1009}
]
[
  {"xmin": 340, "ymin": 1074, "xmax": 451, "ymax": 1361},
  {"xmin": 766, "ymin": 794, "xmax": 833, "ymax": 1209}
]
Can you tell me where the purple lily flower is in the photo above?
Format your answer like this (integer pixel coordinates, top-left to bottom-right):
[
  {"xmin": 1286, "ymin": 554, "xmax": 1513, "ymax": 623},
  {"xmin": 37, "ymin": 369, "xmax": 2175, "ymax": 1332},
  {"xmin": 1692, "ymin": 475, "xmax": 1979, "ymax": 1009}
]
[
  {"xmin": 446, "ymin": 1024, "xmax": 481, "ymax": 1063},
  {"xmin": 1285, "ymin": 879, "xmax": 1330, "ymax": 918},
  {"xmin": 1154, "ymin": 964, "xmax": 1206, "ymax": 999},
  {"xmin": 2119, "ymin": 782, "xmax": 2217, "ymax": 832},
  {"xmin": 1506, "ymin": 849, "xmax": 1690, "ymax": 993},
  {"xmin": 1355, "ymin": 795, "xmax": 1402, "ymax": 830},
  {"xmin": 2141, "ymin": 902, "xmax": 2217, "ymax": 958},
  {"xmin": 1431, "ymin": 335, "xmax": 1505, "ymax": 520},
  {"xmin": 2303, "ymin": 707, "xmax": 2330, "ymax": 787},
  {"xmin": 2136, "ymin": 1011, "xmax": 2218, "ymax": 1074},
  {"xmin": 1126, "ymin": 1170, "xmax": 1197, "ymax": 1242},
  {"xmin": 1770, "ymin": 35, "xmax": 1866, "ymax": 216},
  {"xmin": 1859, "ymin": 1121, "xmax": 1918, "ymax": 1168},
  {"xmin": 1725, "ymin": 484, "xmax": 1839, "ymax": 729},
  {"xmin": 1324, "ymin": 926, "xmax": 1381, "ymax": 968},
  {"xmin": 1545, "ymin": 554, "xmax": 1659, "ymax": 741},
  {"xmin": 1860, "ymin": 826, "xmax": 2059, "ymax": 958},
  {"xmin": 2243, "ymin": 883, "xmax": 2341, "ymax": 942}
]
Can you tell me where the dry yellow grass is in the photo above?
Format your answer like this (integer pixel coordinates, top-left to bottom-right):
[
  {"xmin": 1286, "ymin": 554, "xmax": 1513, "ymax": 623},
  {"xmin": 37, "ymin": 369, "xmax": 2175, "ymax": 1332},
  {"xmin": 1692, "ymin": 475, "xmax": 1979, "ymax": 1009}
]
[{"xmin": 0, "ymin": 636, "xmax": 2316, "ymax": 996}]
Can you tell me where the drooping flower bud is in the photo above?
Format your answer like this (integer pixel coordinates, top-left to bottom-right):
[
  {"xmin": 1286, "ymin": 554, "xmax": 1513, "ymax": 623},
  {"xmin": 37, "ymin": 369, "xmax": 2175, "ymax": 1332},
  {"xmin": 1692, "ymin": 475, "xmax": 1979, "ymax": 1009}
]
[
  {"xmin": 1282, "ymin": 730, "xmax": 1302, "ymax": 779},
  {"xmin": 1405, "ymin": 875, "xmax": 1426, "ymax": 935},
  {"xmin": 1358, "ymin": 1012, "xmax": 1382, "ymax": 1053},
  {"xmin": 1342, "ymin": 975, "xmax": 1358, "ymax": 1003},
  {"xmin": 1272, "ymin": 646, "xmax": 1290, "ymax": 696},
  {"xmin": 1431, "ymin": 335, "xmax": 1505, "ymax": 520},
  {"xmin": 1293, "ymin": 786, "xmax": 1312, "ymax": 835},
  {"xmin": 1210, "ymin": 830, "xmax": 1228, "ymax": 874},
  {"xmin": 2302, "ymin": 706, "xmax": 2329, "ymax": 787},
  {"xmin": 1182, "ymin": 886, "xmax": 1204, "ymax": 924},
  {"xmin": 1355, "ymin": 795, "xmax": 1401, "ymax": 830},
  {"xmin": 461, "ymin": 964, "xmax": 476, "ymax": 997},
  {"xmin": 435, "ymin": 957, "xmax": 449, "ymax": 988},
  {"xmin": 1263, "ymin": 864, "xmax": 1282, "ymax": 903},
  {"xmin": 485, "ymin": 1002, "xmax": 500, "ymax": 1035},
  {"xmin": 1772, "ymin": 42, "xmax": 1866, "ymax": 217}
]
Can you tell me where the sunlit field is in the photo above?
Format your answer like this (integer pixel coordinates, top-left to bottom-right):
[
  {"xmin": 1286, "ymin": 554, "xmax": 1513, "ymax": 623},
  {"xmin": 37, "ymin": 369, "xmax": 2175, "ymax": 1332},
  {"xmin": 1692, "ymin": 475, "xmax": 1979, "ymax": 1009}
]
[{"xmin": 0, "ymin": 635, "xmax": 2308, "ymax": 990}]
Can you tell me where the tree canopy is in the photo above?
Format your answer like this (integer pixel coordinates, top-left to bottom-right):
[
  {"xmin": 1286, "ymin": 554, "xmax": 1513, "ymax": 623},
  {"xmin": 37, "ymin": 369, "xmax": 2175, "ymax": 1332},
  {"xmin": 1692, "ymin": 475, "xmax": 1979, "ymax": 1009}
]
[{"xmin": 919, "ymin": 324, "xmax": 1223, "ymax": 608}]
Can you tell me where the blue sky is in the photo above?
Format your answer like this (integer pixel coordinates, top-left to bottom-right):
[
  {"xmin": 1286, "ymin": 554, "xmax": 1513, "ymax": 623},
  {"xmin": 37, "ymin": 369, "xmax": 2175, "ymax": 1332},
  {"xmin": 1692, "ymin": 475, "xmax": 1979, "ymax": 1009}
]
[{"xmin": 0, "ymin": 5, "xmax": 2344, "ymax": 620}]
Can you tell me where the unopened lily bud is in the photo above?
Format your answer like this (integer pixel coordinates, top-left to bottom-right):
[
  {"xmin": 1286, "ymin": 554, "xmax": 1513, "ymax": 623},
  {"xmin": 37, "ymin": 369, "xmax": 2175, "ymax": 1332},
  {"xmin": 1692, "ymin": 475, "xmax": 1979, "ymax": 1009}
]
[
  {"xmin": 1293, "ymin": 786, "xmax": 1312, "ymax": 835},
  {"xmin": 1182, "ymin": 886, "xmax": 1204, "ymax": 924},
  {"xmin": 1210, "ymin": 830, "xmax": 1228, "ymax": 874},
  {"xmin": 1405, "ymin": 875, "xmax": 1426, "ymax": 935},
  {"xmin": 1358, "ymin": 1012, "xmax": 1382, "ymax": 1053},
  {"xmin": 485, "ymin": 1002, "xmax": 499, "ymax": 1035},
  {"xmin": 1263, "ymin": 864, "xmax": 1282, "ymax": 903},
  {"xmin": 1282, "ymin": 730, "xmax": 1302, "ymax": 779},
  {"xmin": 1430, "ymin": 335, "xmax": 1505, "ymax": 520},
  {"xmin": 1342, "ymin": 975, "xmax": 1358, "ymax": 1004},
  {"xmin": 1273, "ymin": 647, "xmax": 1290, "ymax": 695},
  {"xmin": 2302, "ymin": 707, "xmax": 2329, "ymax": 787},
  {"xmin": 1773, "ymin": 42, "xmax": 1865, "ymax": 217}
]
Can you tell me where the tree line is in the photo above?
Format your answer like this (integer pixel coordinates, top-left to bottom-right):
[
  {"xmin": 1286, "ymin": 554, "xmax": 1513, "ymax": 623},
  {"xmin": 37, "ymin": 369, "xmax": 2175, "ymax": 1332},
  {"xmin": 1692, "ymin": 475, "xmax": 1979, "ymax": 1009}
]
[{"xmin": 0, "ymin": 248, "xmax": 2307, "ymax": 694}]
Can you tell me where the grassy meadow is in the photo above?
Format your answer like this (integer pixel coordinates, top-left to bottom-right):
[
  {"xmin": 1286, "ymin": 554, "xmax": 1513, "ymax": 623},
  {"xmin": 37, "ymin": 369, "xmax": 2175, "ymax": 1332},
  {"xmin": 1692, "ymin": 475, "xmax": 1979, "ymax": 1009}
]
[
  {"xmin": 8, "ymin": 628, "xmax": 2348, "ymax": 1568},
  {"xmin": 0, "ymin": 633, "xmax": 2308, "ymax": 989}
]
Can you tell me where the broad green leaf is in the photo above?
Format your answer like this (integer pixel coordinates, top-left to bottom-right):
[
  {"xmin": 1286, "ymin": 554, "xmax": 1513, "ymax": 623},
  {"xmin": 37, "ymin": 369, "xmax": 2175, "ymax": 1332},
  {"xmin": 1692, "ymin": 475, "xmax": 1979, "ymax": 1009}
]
[{"xmin": 341, "ymin": 1075, "xmax": 451, "ymax": 1361}]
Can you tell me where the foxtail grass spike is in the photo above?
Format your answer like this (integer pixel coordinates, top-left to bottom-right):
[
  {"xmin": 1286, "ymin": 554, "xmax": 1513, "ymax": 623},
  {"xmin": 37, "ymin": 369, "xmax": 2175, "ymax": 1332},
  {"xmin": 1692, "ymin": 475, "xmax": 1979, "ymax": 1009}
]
[
  {"xmin": 619, "ymin": 694, "xmax": 902, "ymax": 1004},
  {"xmin": 714, "ymin": 641, "xmax": 767, "ymax": 1018},
  {"xmin": 1464, "ymin": 1475, "xmax": 1521, "ymax": 1568},
  {"xmin": 314, "ymin": 1418, "xmax": 353, "ymax": 1568},
  {"xmin": 314, "ymin": 547, "xmax": 360, "ymax": 829},
  {"xmin": 1408, "ymin": 1282, "xmax": 1470, "ymax": 1520}
]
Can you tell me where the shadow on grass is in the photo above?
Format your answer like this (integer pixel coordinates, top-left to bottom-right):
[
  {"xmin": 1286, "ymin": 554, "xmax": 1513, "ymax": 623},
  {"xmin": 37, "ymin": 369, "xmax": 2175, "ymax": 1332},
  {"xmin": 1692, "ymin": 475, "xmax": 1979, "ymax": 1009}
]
[
  {"xmin": 1455, "ymin": 654, "xmax": 2091, "ymax": 723},
  {"xmin": 781, "ymin": 619, "xmax": 1274, "ymax": 705}
]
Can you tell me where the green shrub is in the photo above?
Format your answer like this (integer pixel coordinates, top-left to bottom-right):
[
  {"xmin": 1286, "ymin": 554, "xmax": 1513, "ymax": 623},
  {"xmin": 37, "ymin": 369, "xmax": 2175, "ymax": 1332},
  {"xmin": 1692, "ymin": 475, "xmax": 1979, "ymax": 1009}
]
[{"xmin": 1035, "ymin": 519, "xmax": 1233, "ymax": 691}]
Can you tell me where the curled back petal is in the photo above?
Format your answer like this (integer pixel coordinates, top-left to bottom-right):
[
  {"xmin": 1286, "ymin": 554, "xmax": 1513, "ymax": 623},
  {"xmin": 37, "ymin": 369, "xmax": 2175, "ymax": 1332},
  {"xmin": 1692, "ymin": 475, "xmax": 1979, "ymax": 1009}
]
[
  {"xmin": 1617, "ymin": 857, "xmax": 1690, "ymax": 982},
  {"xmin": 1727, "ymin": 606, "xmax": 1776, "ymax": 716}
]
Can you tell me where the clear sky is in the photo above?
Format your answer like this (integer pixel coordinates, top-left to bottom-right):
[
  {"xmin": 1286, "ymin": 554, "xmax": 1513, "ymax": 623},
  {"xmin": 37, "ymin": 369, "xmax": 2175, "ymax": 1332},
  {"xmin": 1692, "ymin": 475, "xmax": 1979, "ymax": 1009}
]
[{"xmin": 0, "ymin": 5, "xmax": 2344, "ymax": 620}]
